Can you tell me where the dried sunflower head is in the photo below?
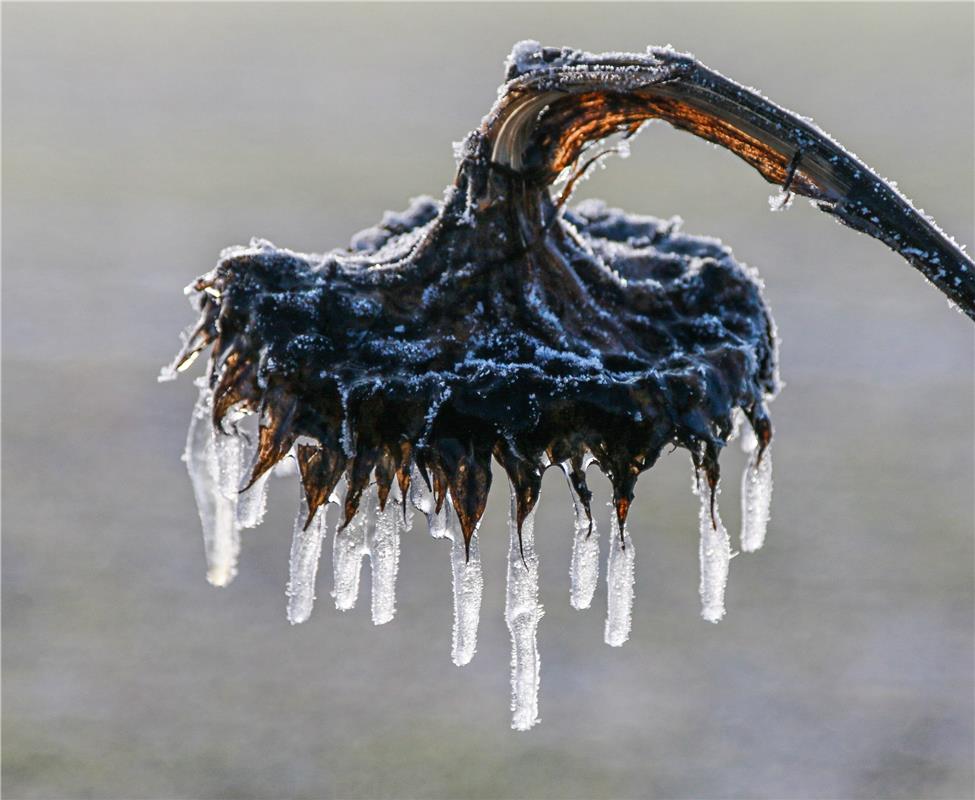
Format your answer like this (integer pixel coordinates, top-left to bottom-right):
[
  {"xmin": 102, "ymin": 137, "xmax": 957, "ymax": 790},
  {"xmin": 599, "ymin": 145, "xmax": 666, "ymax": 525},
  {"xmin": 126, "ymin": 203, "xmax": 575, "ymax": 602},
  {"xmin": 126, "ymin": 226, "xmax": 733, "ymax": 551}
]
[{"xmin": 162, "ymin": 41, "xmax": 974, "ymax": 730}]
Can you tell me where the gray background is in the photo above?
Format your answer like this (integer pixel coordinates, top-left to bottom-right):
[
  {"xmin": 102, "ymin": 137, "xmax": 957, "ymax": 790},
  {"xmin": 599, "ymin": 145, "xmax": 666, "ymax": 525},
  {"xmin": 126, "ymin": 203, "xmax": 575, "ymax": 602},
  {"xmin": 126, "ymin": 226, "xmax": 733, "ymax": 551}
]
[{"xmin": 3, "ymin": 3, "xmax": 973, "ymax": 798}]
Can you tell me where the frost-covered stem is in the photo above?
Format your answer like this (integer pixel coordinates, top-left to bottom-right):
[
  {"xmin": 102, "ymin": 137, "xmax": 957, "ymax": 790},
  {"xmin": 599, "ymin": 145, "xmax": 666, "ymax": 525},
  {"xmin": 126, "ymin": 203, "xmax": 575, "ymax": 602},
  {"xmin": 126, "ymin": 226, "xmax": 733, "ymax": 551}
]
[
  {"xmin": 483, "ymin": 46, "xmax": 975, "ymax": 316},
  {"xmin": 287, "ymin": 492, "xmax": 331, "ymax": 624},
  {"xmin": 740, "ymin": 442, "xmax": 773, "ymax": 553},
  {"xmin": 694, "ymin": 470, "xmax": 731, "ymax": 623},
  {"xmin": 185, "ymin": 382, "xmax": 241, "ymax": 587},
  {"xmin": 332, "ymin": 483, "xmax": 375, "ymax": 611},
  {"xmin": 564, "ymin": 462, "xmax": 599, "ymax": 610},
  {"xmin": 450, "ymin": 521, "xmax": 483, "ymax": 666},
  {"xmin": 505, "ymin": 488, "xmax": 543, "ymax": 731},
  {"xmin": 368, "ymin": 492, "xmax": 402, "ymax": 625},
  {"xmin": 604, "ymin": 508, "xmax": 635, "ymax": 646}
]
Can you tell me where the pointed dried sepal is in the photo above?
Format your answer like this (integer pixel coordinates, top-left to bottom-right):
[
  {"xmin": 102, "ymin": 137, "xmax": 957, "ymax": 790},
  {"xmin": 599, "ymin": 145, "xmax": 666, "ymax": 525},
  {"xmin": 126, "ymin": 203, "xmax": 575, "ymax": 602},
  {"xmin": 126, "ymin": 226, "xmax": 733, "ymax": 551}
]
[
  {"xmin": 439, "ymin": 439, "xmax": 492, "ymax": 555},
  {"xmin": 243, "ymin": 388, "xmax": 298, "ymax": 491},
  {"xmin": 296, "ymin": 443, "xmax": 346, "ymax": 530}
]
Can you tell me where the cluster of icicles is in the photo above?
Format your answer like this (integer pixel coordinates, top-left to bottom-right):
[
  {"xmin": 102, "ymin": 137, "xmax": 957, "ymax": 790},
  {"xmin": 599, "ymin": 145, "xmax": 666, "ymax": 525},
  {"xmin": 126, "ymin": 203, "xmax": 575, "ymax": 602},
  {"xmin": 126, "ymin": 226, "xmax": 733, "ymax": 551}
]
[{"xmin": 185, "ymin": 379, "xmax": 773, "ymax": 731}]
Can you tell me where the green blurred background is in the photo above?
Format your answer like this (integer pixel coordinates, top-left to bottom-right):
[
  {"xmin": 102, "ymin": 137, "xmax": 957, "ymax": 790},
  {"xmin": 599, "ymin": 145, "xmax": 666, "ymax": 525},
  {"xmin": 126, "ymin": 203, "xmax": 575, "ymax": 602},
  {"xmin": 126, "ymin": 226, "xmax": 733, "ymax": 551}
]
[{"xmin": 3, "ymin": 3, "xmax": 972, "ymax": 798}]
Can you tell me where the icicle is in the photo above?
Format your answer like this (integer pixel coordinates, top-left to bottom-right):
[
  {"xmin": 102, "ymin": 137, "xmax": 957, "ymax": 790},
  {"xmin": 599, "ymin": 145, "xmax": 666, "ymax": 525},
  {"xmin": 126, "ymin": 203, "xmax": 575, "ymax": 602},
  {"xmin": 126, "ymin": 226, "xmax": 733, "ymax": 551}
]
[
  {"xmin": 410, "ymin": 465, "xmax": 449, "ymax": 538},
  {"xmin": 235, "ymin": 413, "xmax": 269, "ymax": 529},
  {"xmin": 332, "ymin": 482, "xmax": 375, "ymax": 611},
  {"xmin": 563, "ymin": 462, "xmax": 599, "ymax": 610},
  {"xmin": 286, "ymin": 491, "xmax": 334, "ymax": 624},
  {"xmin": 505, "ymin": 489, "xmax": 543, "ymax": 731},
  {"xmin": 604, "ymin": 507, "xmax": 635, "ymax": 647},
  {"xmin": 237, "ymin": 471, "xmax": 270, "ymax": 529},
  {"xmin": 694, "ymin": 471, "xmax": 731, "ymax": 623},
  {"xmin": 367, "ymin": 490, "xmax": 402, "ymax": 625},
  {"xmin": 740, "ymin": 445, "xmax": 773, "ymax": 553},
  {"xmin": 740, "ymin": 422, "xmax": 759, "ymax": 455},
  {"xmin": 273, "ymin": 449, "xmax": 298, "ymax": 478},
  {"xmin": 184, "ymin": 382, "xmax": 241, "ymax": 587},
  {"xmin": 213, "ymin": 423, "xmax": 244, "ymax": 501},
  {"xmin": 449, "ymin": 517, "xmax": 483, "ymax": 666}
]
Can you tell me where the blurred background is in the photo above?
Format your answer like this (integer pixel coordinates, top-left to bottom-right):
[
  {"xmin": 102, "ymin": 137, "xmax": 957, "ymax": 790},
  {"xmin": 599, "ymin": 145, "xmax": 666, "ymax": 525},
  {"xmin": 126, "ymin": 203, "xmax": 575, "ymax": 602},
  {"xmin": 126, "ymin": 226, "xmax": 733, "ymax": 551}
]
[{"xmin": 3, "ymin": 4, "xmax": 972, "ymax": 799}]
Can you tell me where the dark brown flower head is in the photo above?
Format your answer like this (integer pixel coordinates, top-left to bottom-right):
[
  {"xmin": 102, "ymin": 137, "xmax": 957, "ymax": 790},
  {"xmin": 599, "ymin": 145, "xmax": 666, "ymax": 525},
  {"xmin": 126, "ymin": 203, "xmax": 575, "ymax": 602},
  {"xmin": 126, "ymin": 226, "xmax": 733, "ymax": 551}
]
[{"xmin": 163, "ymin": 41, "xmax": 973, "ymax": 731}]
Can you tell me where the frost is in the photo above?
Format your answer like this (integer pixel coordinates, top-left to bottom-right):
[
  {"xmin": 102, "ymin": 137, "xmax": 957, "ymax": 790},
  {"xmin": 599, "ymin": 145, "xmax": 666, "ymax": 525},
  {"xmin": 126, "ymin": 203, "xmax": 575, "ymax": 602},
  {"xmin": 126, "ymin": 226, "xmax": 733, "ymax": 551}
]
[
  {"xmin": 563, "ymin": 462, "xmax": 599, "ymax": 610},
  {"xmin": 184, "ymin": 382, "xmax": 241, "ymax": 587},
  {"xmin": 694, "ymin": 470, "xmax": 731, "ymax": 623},
  {"xmin": 287, "ymin": 492, "xmax": 332, "ymax": 624},
  {"xmin": 741, "ymin": 444, "xmax": 773, "ymax": 553},
  {"xmin": 604, "ymin": 508, "xmax": 635, "ymax": 646},
  {"xmin": 332, "ymin": 483, "xmax": 375, "ymax": 611},
  {"xmin": 505, "ymin": 489, "xmax": 543, "ymax": 731}
]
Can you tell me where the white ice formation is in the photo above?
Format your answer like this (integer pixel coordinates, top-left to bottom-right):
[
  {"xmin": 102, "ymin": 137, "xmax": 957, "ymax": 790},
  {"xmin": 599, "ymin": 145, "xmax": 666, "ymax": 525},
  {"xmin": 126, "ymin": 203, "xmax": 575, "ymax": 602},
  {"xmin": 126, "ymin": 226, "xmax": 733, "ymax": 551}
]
[
  {"xmin": 505, "ymin": 490, "xmax": 543, "ymax": 731},
  {"xmin": 287, "ymin": 493, "xmax": 331, "ymax": 625},
  {"xmin": 367, "ymin": 489, "xmax": 405, "ymax": 625},
  {"xmin": 184, "ymin": 390, "xmax": 773, "ymax": 730},
  {"xmin": 331, "ymin": 483, "xmax": 374, "ymax": 612},
  {"xmin": 740, "ymin": 436, "xmax": 773, "ymax": 553},
  {"xmin": 563, "ymin": 461, "xmax": 600, "ymax": 611},
  {"xmin": 449, "ymin": 515, "xmax": 483, "ymax": 667},
  {"xmin": 184, "ymin": 382, "xmax": 242, "ymax": 587},
  {"xmin": 604, "ymin": 506, "xmax": 635, "ymax": 647},
  {"xmin": 693, "ymin": 469, "xmax": 731, "ymax": 623}
]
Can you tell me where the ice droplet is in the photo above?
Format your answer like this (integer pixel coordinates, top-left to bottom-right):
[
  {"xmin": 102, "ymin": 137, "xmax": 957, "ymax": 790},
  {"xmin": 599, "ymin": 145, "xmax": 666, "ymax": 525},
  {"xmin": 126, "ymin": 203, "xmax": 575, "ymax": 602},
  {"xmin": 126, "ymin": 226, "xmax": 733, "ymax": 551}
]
[
  {"xmin": 449, "ymin": 518, "xmax": 483, "ymax": 666},
  {"xmin": 185, "ymin": 382, "xmax": 241, "ymax": 587},
  {"xmin": 332, "ymin": 483, "xmax": 375, "ymax": 611},
  {"xmin": 741, "ymin": 445, "xmax": 773, "ymax": 553},
  {"xmin": 505, "ymin": 488, "xmax": 543, "ymax": 731},
  {"xmin": 694, "ymin": 470, "xmax": 731, "ymax": 623},
  {"xmin": 604, "ymin": 507, "xmax": 635, "ymax": 647},
  {"xmin": 563, "ymin": 462, "xmax": 599, "ymax": 610},
  {"xmin": 287, "ymin": 491, "xmax": 332, "ymax": 624},
  {"xmin": 368, "ymin": 490, "xmax": 403, "ymax": 626}
]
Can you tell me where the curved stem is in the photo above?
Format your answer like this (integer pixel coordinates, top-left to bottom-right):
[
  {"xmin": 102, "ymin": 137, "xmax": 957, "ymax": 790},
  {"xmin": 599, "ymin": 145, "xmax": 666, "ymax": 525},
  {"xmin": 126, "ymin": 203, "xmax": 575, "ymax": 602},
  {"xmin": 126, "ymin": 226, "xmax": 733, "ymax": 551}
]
[{"xmin": 479, "ymin": 45, "xmax": 974, "ymax": 318}]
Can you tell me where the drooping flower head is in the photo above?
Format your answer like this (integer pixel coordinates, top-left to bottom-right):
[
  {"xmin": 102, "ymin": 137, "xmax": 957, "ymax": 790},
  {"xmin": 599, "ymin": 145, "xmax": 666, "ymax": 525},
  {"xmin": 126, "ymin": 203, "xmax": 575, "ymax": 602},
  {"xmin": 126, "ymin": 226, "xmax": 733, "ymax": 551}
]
[{"xmin": 162, "ymin": 42, "xmax": 974, "ymax": 730}]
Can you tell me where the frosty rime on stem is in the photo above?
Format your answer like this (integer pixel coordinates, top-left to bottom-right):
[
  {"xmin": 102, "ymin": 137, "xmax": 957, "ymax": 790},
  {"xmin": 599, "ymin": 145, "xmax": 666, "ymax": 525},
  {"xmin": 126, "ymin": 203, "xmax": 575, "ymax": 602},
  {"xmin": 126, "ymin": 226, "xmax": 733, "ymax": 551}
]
[{"xmin": 161, "ymin": 41, "xmax": 975, "ymax": 731}]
